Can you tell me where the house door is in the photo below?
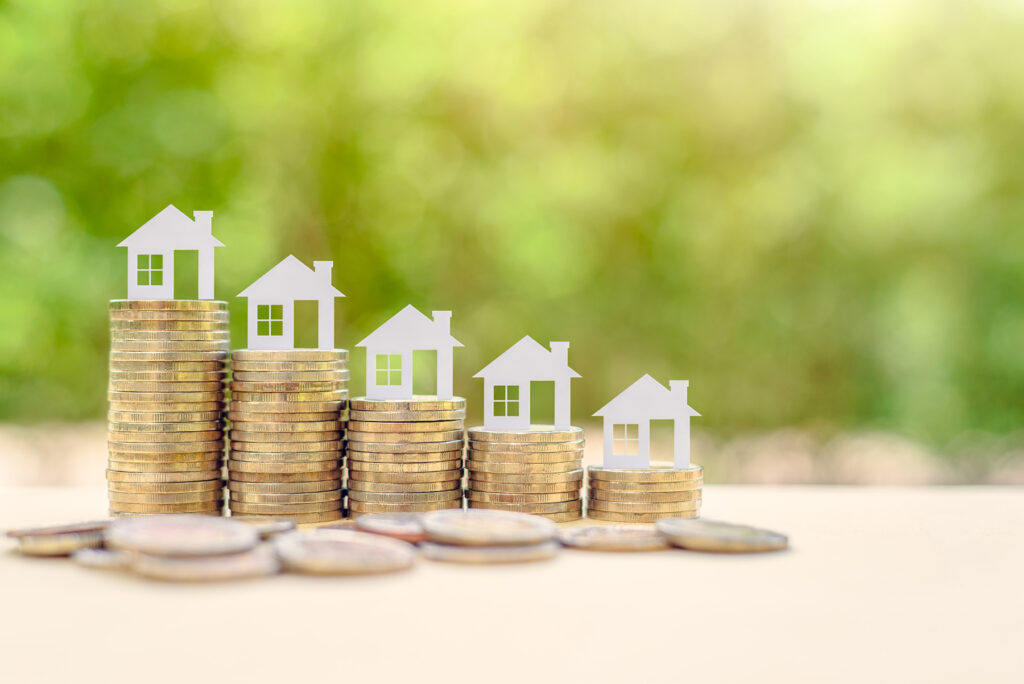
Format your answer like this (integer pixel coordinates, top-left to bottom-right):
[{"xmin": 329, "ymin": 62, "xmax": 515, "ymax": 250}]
[
  {"xmin": 293, "ymin": 300, "xmax": 319, "ymax": 349},
  {"xmin": 173, "ymin": 250, "xmax": 199, "ymax": 300}
]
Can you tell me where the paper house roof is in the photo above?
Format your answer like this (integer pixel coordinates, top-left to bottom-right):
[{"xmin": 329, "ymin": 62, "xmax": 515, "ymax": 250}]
[
  {"xmin": 474, "ymin": 335, "xmax": 581, "ymax": 380},
  {"xmin": 118, "ymin": 204, "xmax": 224, "ymax": 249},
  {"xmin": 356, "ymin": 305, "xmax": 463, "ymax": 349},
  {"xmin": 237, "ymin": 255, "xmax": 345, "ymax": 299},
  {"xmin": 593, "ymin": 374, "xmax": 700, "ymax": 421}
]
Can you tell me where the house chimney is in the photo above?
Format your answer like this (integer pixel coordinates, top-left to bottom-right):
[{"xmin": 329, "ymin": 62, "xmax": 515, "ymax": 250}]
[
  {"xmin": 669, "ymin": 380, "xmax": 689, "ymax": 405},
  {"xmin": 550, "ymin": 341, "xmax": 570, "ymax": 367},
  {"xmin": 432, "ymin": 311, "xmax": 452, "ymax": 336},
  {"xmin": 313, "ymin": 261, "xmax": 333, "ymax": 286},
  {"xmin": 193, "ymin": 211, "xmax": 213, "ymax": 234}
]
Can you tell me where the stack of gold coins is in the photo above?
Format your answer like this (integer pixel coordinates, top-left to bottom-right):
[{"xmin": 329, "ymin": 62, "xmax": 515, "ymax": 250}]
[
  {"xmin": 587, "ymin": 464, "xmax": 703, "ymax": 522},
  {"xmin": 466, "ymin": 426, "xmax": 584, "ymax": 522},
  {"xmin": 345, "ymin": 396, "xmax": 465, "ymax": 517},
  {"xmin": 107, "ymin": 300, "xmax": 229, "ymax": 516},
  {"xmin": 226, "ymin": 350, "xmax": 348, "ymax": 523}
]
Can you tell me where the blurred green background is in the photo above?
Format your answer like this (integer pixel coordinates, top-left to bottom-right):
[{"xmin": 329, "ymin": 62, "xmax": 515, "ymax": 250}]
[{"xmin": 1, "ymin": 0, "xmax": 1023, "ymax": 469}]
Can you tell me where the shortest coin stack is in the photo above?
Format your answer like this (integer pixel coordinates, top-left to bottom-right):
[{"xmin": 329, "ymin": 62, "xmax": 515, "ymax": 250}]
[
  {"xmin": 466, "ymin": 426, "xmax": 584, "ymax": 522},
  {"xmin": 227, "ymin": 349, "xmax": 349, "ymax": 524},
  {"xmin": 346, "ymin": 396, "xmax": 466, "ymax": 517},
  {"xmin": 587, "ymin": 464, "xmax": 703, "ymax": 523}
]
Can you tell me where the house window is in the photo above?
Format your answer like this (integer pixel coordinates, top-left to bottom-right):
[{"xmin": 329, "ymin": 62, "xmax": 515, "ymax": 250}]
[
  {"xmin": 613, "ymin": 424, "xmax": 640, "ymax": 456},
  {"xmin": 375, "ymin": 354, "xmax": 402, "ymax": 386},
  {"xmin": 493, "ymin": 385, "xmax": 519, "ymax": 417},
  {"xmin": 257, "ymin": 304, "xmax": 284, "ymax": 336},
  {"xmin": 137, "ymin": 254, "xmax": 163, "ymax": 286}
]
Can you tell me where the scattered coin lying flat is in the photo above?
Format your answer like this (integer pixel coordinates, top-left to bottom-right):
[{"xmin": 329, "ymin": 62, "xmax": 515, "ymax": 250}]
[
  {"xmin": 558, "ymin": 525, "xmax": 670, "ymax": 552},
  {"xmin": 71, "ymin": 547, "xmax": 132, "ymax": 571},
  {"xmin": 422, "ymin": 509, "xmax": 556, "ymax": 547},
  {"xmin": 275, "ymin": 530, "xmax": 416, "ymax": 575},
  {"xmin": 354, "ymin": 513, "xmax": 426, "ymax": 543},
  {"xmin": 131, "ymin": 544, "xmax": 280, "ymax": 582},
  {"xmin": 105, "ymin": 515, "xmax": 258, "ymax": 556},
  {"xmin": 655, "ymin": 518, "xmax": 789, "ymax": 553},
  {"xmin": 419, "ymin": 540, "xmax": 560, "ymax": 564},
  {"xmin": 5, "ymin": 520, "xmax": 109, "ymax": 556},
  {"xmin": 231, "ymin": 516, "xmax": 297, "ymax": 539}
]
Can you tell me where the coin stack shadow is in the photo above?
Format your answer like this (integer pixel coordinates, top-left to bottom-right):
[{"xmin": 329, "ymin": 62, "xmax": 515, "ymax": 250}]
[
  {"xmin": 465, "ymin": 427, "xmax": 584, "ymax": 522},
  {"xmin": 586, "ymin": 465, "xmax": 703, "ymax": 522},
  {"xmin": 107, "ymin": 300, "xmax": 230, "ymax": 516},
  {"xmin": 226, "ymin": 350, "xmax": 348, "ymax": 523},
  {"xmin": 345, "ymin": 397, "xmax": 466, "ymax": 517}
]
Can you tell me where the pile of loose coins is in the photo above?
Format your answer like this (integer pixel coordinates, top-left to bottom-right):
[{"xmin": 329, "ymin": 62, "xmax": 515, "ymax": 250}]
[
  {"xmin": 107, "ymin": 300, "xmax": 230, "ymax": 516},
  {"xmin": 227, "ymin": 349, "xmax": 349, "ymax": 523}
]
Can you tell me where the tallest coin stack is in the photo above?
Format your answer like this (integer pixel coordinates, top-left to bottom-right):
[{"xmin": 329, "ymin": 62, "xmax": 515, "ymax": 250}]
[{"xmin": 107, "ymin": 300, "xmax": 230, "ymax": 516}]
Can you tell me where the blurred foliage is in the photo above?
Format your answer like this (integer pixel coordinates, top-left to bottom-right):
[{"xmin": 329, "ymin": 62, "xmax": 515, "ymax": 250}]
[{"xmin": 1, "ymin": 0, "xmax": 1023, "ymax": 448}]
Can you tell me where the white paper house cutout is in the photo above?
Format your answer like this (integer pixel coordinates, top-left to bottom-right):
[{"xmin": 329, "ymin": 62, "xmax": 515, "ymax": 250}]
[
  {"xmin": 474, "ymin": 336, "xmax": 580, "ymax": 430},
  {"xmin": 118, "ymin": 205, "xmax": 223, "ymax": 300},
  {"xmin": 594, "ymin": 374, "xmax": 700, "ymax": 469},
  {"xmin": 356, "ymin": 305, "xmax": 463, "ymax": 400},
  {"xmin": 237, "ymin": 255, "xmax": 345, "ymax": 350}
]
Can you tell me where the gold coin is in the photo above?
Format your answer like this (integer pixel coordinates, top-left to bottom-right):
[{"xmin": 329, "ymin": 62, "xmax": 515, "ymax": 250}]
[
  {"xmin": 346, "ymin": 469, "xmax": 462, "ymax": 484},
  {"xmin": 108, "ymin": 428, "xmax": 223, "ymax": 443},
  {"xmin": 466, "ymin": 460, "xmax": 582, "ymax": 474},
  {"xmin": 110, "ymin": 309, "xmax": 229, "ymax": 321},
  {"xmin": 108, "ymin": 480, "xmax": 222, "ymax": 494},
  {"xmin": 104, "ymin": 515, "xmax": 255, "ymax": 555},
  {"xmin": 419, "ymin": 540, "xmax": 559, "ymax": 564},
  {"xmin": 229, "ymin": 516, "xmax": 297, "ymax": 538},
  {"xmin": 108, "ymin": 437, "xmax": 224, "ymax": 451},
  {"xmin": 231, "ymin": 391, "xmax": 346, "ymax": 403},
  {"xmin": 109, "ymin": 501, "xmax": 224, "ymax": 514},
  {"xmin": 109, "ymin": 401, "xmax": 223, "ymax": 413},
  {"xmin": 558, "ymin": 526, "xmax": 671, "ymax": 552},
  {"xmin": 109, "ymin": 371, "xmax": 225, "ymax": 384},
  {"xmin": 347, "ymin": 430, "xmax": 463, "ymax": 444},
  {"xmin": 588, "ymin": 509, "xmax": 699, "ymax": 523},
  {"xmin": 109, "ymin": 380, "xmax": 223, "ymax": 394},
  {"xmin": 232, "ymin": 360, "xmax": 348, "ymax": 372},
  {"xmin": 108, "ymin": 490, "xmax": 223, "ymax": 504},
  {"xmin": 111, "ymin": 330, "xmax": 231, "ymax": 341},
  {"xmin": 107, "ymin": 450, "xmax": 224, "ymax": 463},
  {"xmin": 469, "ymin": 439, "xmax": 585, "ymax": 453},
  {"xmin": 420, "ymin": 508, "xmax": 555, "ymax": 546},
  {"xmin": 347, "ymin": 409, "xmax": 466, "ymax": 422},
  {"xmin": 655, "ymin": 518, "xmax": 788, "ymax": 553},
  {"xmin": 348, "ymin": 500, "xmax": 461, "ymax": 514},
  {"xmin": 228, "ymin": 470, "xmax": 341, "ymax": 483},
  {"xmin": 231, "ymin": 440, "xmax": 342, "ymax": 453},
  {"xmin": 107, "ymin": 459, "xmax": 222, "ymax": 473},
  {"xmin": 346, "ymin": 439, "xmax": 463, "ymax": 454},
  {"xmin": 109, "ymin": 360, "xmax": 224, "ymax": 372},
  {"xmin": 468, "ymin": 469, "xmax": 584, "ymax": 484},
  {"xmin": 353, "ymin": 513, "xmax": 427, "ymax": 543},
  {"xmin": 228, "ymin": 460, "xmax": 340, "ymax": 474},
  {"xmin": 230, "ymin": 490, "xmax": 342, "ymax": 504},
  {"xmin": 110, "ymin": 350, "xmax": 228, "ymax": 362},
  {"xmin": 110, "ymin": 318, "xmax": 229, "ymax": 330},
  {"xmin": 467, "ymin": 479, "xmax": 580, "ymax": 494},
  {"xmin": 227, "ymin": 401, "xmax": 344, "ymax": 414},
  {"xmin": 252, "ymin": 509, "xmax": 344, "ymax": 523},
  {"xmin": 109, "ymin": 299, "xmax": 228, "ymax": 311},
  {"xmin": 228, "ymin": 479, "xmax": 341, "ymax": 494},
  {"xmin": 345, "ymin": 449, "xmax": 462, "ymax": 464},
  {"xmin": 71, "ymin": 547, "xmax": 132, "ymax": 570},
  {"xmin": 229, "ymin": 430, "xmax": 342, "ymax": 443},
  {"xmin": 6, "ymin": 520, "xmax": 108, "ymax": 557},
  {"xmin": 273, "ymin": 529, "xmax": 414, "ymax": 575},
  {"xmin": 468, "ymin": 499, "xmax": 582, "ymax": 515},
  {"xmin": 347, "ymin": 420, "xmax": 463, "ymax": 433},
  {"xmin": 226, "ymin": 420, "xmax": 342, "ymax": 433},
  {"xmin": 587, "ymin": 464, "xmax": 704, "ymax": 483},
  {"xmin": 232, "ymin": 371, "xmax": 350, "ymax": 383},
  {"xmin": 229, "ymin": 500, "xmax": 343, "ymax": 515},
  {"xmin": 347, "ymin": 480, "xmax": 461, "ymax": 494},
  {"xmin": 588, "ymin": 479, "xmax": 704, "ymax": 493},
  {"xmin": 107, "ymin": 420, "xmax": 222, "ymax": 433},
  {"xmin": 468, "ymin": 426, "xmax": 583, "ymax": 443},
  {"xmin": 110, "ymin": 340, "xmax": 231, "ymax": 352},
  {"xmin": 588, "ymin": 488, "xmax": 702, "ymax": 504},
  {"xmin": 130, "ymin": 544, "xmax": 279, "ymax": 582},
  {"xmin": 349, "ymin": 396, "xmax": 466, "ymax": 412},
  {"xmin": 230, "ymin": 380, "xmax": 347, "ymax": 393},
  {"xmin": 540, "ymin": 511, "xmax": 582, "ymax": 523},
  {"xmin": 228, "ymin": 451, "xmax": 340, "ymax": 463},
  {"xmin": 588, "ymin": 499, "xmax": 701, "ymax": 513},
  {"xmin": 232, "ymin": 349, "xmax": 349, "ymax": 362},
  {"xmin": 467, "ymin": 490, "xmax": 578, "ymax": 505},
  {"xmin": 227, "ymin": 411, "xmax": 339, "ymax": 423},
  {"xmin": 106, "ymin": 469, "xmax": 221, "ymax": 483},
  {"xmin": 108, "ymin": 411, "xmax": 222, "ymax": 423},
  {"xmin": 468, "ymin": 449, "xmax": 584, "ymax": 464},
  {"xmin": 347, "ymin": 490, "xmax": 462, "ymax": 504},
  {"xmin": 347, "ymin": 459, "xmax": 462, "ymax": 473}
]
